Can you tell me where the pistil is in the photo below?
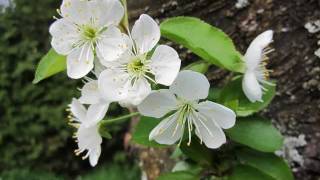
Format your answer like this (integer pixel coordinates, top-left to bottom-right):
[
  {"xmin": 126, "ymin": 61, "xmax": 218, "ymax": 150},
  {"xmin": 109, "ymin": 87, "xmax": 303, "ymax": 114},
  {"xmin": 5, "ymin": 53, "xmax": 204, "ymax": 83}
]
[{"xmin": 175, "ymin": 101, "xmax": 196, "ymax": 146}]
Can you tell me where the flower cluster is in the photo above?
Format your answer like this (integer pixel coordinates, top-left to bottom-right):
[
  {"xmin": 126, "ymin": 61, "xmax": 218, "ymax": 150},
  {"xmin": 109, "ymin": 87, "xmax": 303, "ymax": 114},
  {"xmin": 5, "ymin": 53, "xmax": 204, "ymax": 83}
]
[{"xmin": 50, "ymin": 0, "xmax": 274, "ymax": 167}]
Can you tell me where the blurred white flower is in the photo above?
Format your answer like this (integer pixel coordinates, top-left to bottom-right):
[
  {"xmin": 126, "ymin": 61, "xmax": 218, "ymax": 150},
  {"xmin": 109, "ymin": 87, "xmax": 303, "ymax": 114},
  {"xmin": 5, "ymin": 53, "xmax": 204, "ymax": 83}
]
[
  {"xmin": 98, "ymin": 14, "xmax": 181, "ymax": 106},
  {"xmin": 0, "ymin": 0, "xmax": 14, "ymax": 13},
  {"xmin": 0, "ymin": 0, "xmax": 9, "ymax": 7},
  {"xmin": 68, "ymin": 98, "xmax": 103, "ymax": 167},
  {"xmin": 242, "ymin": 30, "xmax": 274, "ymax": 102},
  {"xmin": 137, "ymin": 70, "xmax": 236, "ymax": 149},
  {"xmin": 49, "ymin": 0, "xmax": 127, "ymax": 79}
]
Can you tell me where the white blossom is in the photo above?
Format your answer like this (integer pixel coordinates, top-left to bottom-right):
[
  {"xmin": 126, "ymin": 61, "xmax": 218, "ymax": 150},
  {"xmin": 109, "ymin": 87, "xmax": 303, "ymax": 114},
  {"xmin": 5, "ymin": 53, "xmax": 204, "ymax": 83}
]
[
  {"xmin": 98, "ymin": 14, "xmax": 181, "ymax": 106},
  {"xmin": 49, "ymin": 0, "xmax": 127, "ymax": 79},
  {"xmin": 79, "ymin": 78, "xmax": 110, "ymax": 128},
  {"xmin": 242, "ymin": 30, "xmax": 274, "ymax": 102},
  {"xmin": 137, "ymin": 70, "xmax": 236, "ymax": 149},
  {"xmin": 68, "ymin": 98, "xmax": 104, "ymax": 167}
]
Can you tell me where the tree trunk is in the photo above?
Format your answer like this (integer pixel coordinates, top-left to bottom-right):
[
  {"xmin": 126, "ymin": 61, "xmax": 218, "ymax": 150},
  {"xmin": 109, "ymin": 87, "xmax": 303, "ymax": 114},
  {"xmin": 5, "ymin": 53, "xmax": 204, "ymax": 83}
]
[{"xmin": 127, "ymin": 0, "xmax": 320, "ymax": 179}]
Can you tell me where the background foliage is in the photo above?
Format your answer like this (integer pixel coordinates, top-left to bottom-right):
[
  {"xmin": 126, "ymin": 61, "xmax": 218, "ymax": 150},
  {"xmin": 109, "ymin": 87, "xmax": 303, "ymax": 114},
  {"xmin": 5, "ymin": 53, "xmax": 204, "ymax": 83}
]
[{"xmin": 0, "ymin": 0, "xmax": 139, "ymax": 179}]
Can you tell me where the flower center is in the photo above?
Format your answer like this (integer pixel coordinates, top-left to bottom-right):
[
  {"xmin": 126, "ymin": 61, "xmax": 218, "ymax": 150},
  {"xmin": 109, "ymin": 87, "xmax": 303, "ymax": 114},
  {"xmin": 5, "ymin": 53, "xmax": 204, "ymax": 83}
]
[
  {"xmin": 258, "ymin": 46, "xmax": 274, "ymax": 80},
  {"xmin": 123, "ymin": 54, "xmax": 156, "ymax": 86},
  {"xmin": 126, "ymin": 55, "xmax": 151, "ymax": 81},
  {"xmin": 82, "ymin": 25, "xmax": 99, "ymax": 41},
  {"xmin": 177, "ymin": 103, "xmax": 194, "ymax": 123},
  {"xmin": 127, "ymin": 58, "xmax": 144, "ymax": 74},
  {"xmin": 174, "ymin": 100, "xmax": 197, "ymax": 146}
]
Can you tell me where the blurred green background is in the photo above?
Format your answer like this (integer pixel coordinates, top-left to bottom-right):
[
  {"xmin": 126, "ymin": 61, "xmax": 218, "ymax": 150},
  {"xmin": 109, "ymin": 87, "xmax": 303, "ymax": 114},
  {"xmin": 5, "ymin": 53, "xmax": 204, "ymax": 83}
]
[{"xmin": 0, "ymin": 0, "xmax": 140, "ymax": 179}]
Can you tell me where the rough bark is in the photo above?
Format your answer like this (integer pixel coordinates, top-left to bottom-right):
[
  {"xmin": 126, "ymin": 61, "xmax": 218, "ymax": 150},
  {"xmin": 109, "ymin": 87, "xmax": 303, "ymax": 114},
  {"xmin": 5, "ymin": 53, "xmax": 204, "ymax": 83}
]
[{"xmin": 127, "ymin": 0, "xmax": 320, "ymax": 179}]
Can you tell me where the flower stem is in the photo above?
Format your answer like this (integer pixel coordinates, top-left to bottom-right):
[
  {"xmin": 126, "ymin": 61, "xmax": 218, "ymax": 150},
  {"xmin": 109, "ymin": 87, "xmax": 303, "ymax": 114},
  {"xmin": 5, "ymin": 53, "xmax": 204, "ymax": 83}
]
[
  {"xmin": 100, "ymin": 112, "xmax": 140, "ymax": 125},
  {"xmin": 120, "ymin": 0, "xmax": 129, "ymax": 31}
]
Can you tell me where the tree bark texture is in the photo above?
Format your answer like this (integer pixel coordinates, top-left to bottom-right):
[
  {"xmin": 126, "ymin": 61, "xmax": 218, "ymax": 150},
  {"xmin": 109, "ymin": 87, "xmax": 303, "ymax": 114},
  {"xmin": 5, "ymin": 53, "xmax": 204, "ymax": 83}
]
[{"xmin": 126, "ymin": 0, "xmax": 320, "ymax": 179}]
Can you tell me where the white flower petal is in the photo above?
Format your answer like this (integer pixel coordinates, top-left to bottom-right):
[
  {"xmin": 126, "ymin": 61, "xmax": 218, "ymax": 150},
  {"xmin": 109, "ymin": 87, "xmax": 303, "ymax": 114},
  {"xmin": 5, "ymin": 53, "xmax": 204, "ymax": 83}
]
[
  {"xmin": 89, "ymin": 146, "xmax": 101, "ymax": 167},
  {"xmin": 102, "ymin": 50, "xmax": 133, "ymax": 68},
  {"xmin": 242, "ymin": 71, "xmax": 263, "ymax": 102},
  {"xmin": 76, "ymin": 124, "xmax": 102, "ymax": 165},
  {"xmin": 149, "ymin": 112, "xmax": 183, "ymax": 145},
  {"xmin": 77, "ymin": 125, "xmax": 102, "ymax": 150},
  {"xmin": 96, "ymin": 26, "xmax": 131, "ymax": 63},
  {"xmin": 84, "ymin": 103, "xmax": 109, "ymax": 128},
  {"xmin": 150, "ymin": 45, "xmax": 181, "ymax": 86},
  {"xmin": 49, "ymin": 19, "xmax": 80, "ymax": 55},
  {"xmin": 89, "ymin": 0, "xmax": 124, "ymax": 27},
  {"xmin": 67, "ymin": 43, "xmax": 94, "ymax": 79},
  {"xmin": 98, "ymin": 69, "xmax": 130, "ymax": 102},
  {"xmin": 60, "ymin": 0, "xmax": 91, "ymax": 25},
  {"xmin": 197, "ymin": 101, "xmax": 236, "ymax": 129},
  {"xmin": 69, "ymin": 98, "xmax": 86, "ymax": 121},
  {"xmin": 120, "ymin": 78, "xmax": 152, "ymax": 106},
  {"xmin": 93, "ymin": 58, "xmax": 106, "ymax": 77},
  {"xmin": 169, "ymin": 70, "xmax": 210, "ymax": 101},
  {"xmin": 138, "ymin": 89, "xmax": 178, "ymax": 118},
  {"xmin": 192, "ymin": 112, "xmax": 226, "ymax": 149},
  {"xmin": 79, "ymin": 80, "xmax": 101, "ymax": 104},
  {"xmin": 131, "ymin": 14, "xmax": 160, "ymax": 54},
  {"xmin": 245, "ymin": 30, "xmax": 273, "ymax": 69}
]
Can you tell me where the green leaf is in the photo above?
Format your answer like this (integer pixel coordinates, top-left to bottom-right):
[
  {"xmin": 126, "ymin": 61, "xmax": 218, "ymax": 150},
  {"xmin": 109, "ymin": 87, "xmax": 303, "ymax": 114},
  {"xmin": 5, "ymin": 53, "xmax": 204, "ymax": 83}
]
[
  {"xmin": 98, "ymin": 123, "xmax": 112, "ymax": 139},
  {"xmin": 160, "ymin": 17, "xmax": 245, "ymax": 73},
  {"xmin": 218, "ymin": 76, "xmax": 276, "ymax": 117},
  {"xmin": 236, "ymin": 149, "xmax": 294, "ymax": 180},
  {"xmin": 180, "ymin": 137, "xmax": 212, "ymax": 166},
  {"xmin": 132, "ymin": 116, "xmax": 166, "ymax": 148},
  {"xmin": 223, "ymin": 99, "xmax": 239, "ymax": 112},
  {"xmin": 183, "ymin": 61, "xmax": 209, "ymax": 74},
  {"xmin": 228, "ymin": 165, "xmax": 274, "ymax": 180},
  {"xmin": 33, "ymin": 49, "xmax": 66, "ymax": 84},
  {"xmin": 157, "ymin": 171, "xmax": 199, "ymax": 180},
  {"xmin": 226, "ymin": 116, "xmax": 283, "ymax": 152}
]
